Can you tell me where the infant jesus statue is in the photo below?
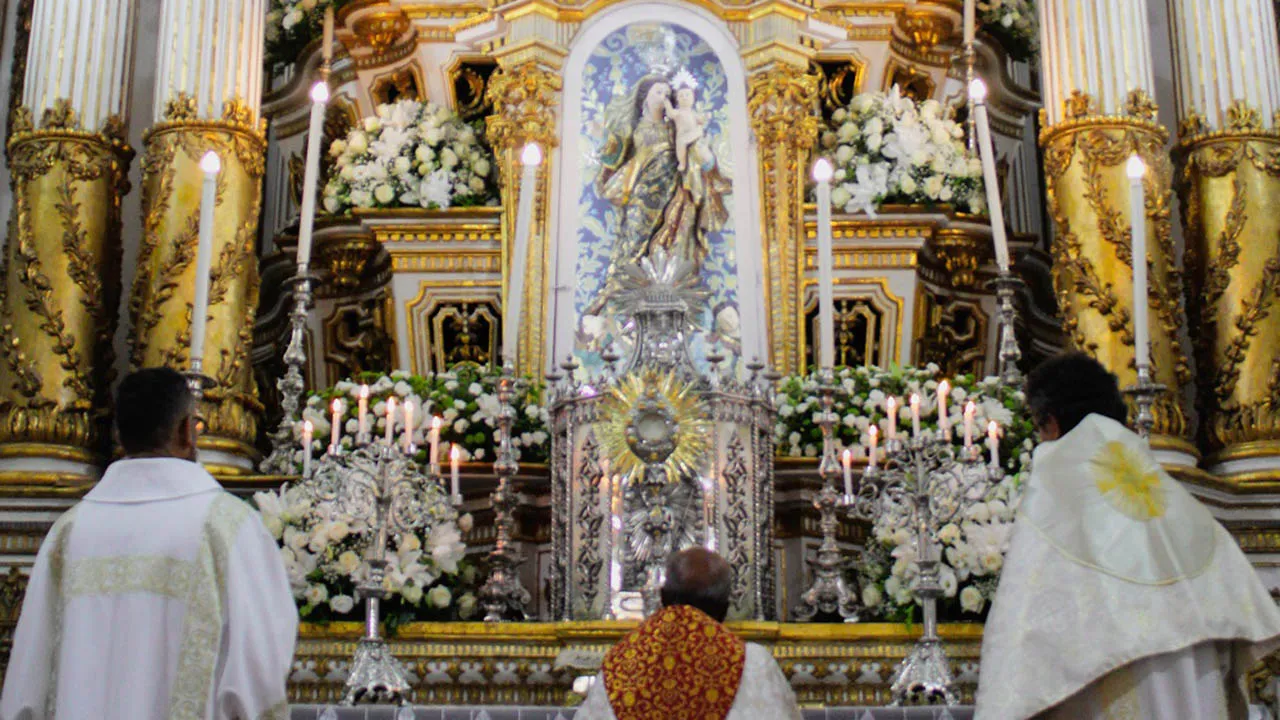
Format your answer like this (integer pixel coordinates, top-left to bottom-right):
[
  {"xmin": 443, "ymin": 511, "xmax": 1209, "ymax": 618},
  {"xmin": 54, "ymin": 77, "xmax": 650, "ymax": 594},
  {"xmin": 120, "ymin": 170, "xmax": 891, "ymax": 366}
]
[{"xmin": 664, "ymin": 70, "xmax": 705, "ymax": 171}]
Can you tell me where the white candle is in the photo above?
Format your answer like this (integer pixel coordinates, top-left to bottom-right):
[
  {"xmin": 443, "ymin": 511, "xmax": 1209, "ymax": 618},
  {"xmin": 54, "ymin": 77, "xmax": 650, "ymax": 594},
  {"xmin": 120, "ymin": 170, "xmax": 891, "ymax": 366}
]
[
  {"xmin": 191, "ymin": 151, "xmax": 220, "ymax": 365},
  {"xmin": 302, "ymin": 420, "xmax": 313, "ymax": 477},
  {"xmin": 504, "ymin": 143, "xmax": 542, "ymax": 366},
  {"xmin": 1127, "ymin": 155, "xmax": 1150, "ymax": 369},
  {"xmin": 867, "ymin": 425, "xmax": 879, "ymax": 470},
  {"xmin": 429, "ymin": 416, "xmax": 441, "ymax": 467},
  {"xmin": 963, "ymin": 401, "xmax": 976, "ymax": 449},
  {"xmin": 450, "ymin": 444, "xmax": 461, "ymax": 498},
  {"xmin": 987, "ymin": 421, "xmax": 1000, "ymax": 466},
  {"xmin": 969, "ymin": 80, "xmax": 1011, "ymax": 272},
  {"xmin": 813, "ymin": 159, "xmax": 836, "ymax": 368},
  {"xmin": 296, "ymin": 82, "xmax": 328, "ymax": 269},
  {"xmin": 385, "ymin": 396, "xmax": 397, "ymax": 446},
  {"xmin": 322, "ymin": 5, "xmax": 335, "ymax": 64},
  {"xmin": 885, "ymin": 396, "xmax": 898, "ymax": 440},
  {"xmin": 938, "ymin": 380, "xmax": 951, "ymax": 439},
  {"xmin": 910, "ymin": 393, "xmax": 921, "ymax": 437},
  {"xmin": 403, "ymin": 401, "xmax": 415, "ymax": 453},
  {"xmin": 329, "ymin": 398, "xmax": 342, "ymax": 454},
  {"xmin": 842, "ymin": 448, "xmax": 854, "ymax": 497},
  {"xmin": 963, "ymin": 0, "xmax": 976, "ymax": 45},
  {"xmin": 357, "ymin": 384, "xmax": 369, "ymax": 439}
]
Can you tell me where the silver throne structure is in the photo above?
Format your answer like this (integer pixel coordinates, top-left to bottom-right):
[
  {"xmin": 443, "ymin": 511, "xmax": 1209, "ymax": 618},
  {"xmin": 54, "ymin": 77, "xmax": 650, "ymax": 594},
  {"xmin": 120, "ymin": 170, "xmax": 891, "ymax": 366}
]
[{"xmin": 548, "ymin": 251, "xmax": 778, "ymax": 621}]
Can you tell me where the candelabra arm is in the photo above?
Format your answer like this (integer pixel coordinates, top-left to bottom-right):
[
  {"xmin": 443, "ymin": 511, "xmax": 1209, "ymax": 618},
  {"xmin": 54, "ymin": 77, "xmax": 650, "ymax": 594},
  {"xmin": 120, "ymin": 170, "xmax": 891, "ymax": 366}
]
[
  {"xmin": 791, "ymin": 371, "xmax": 859, "ymax": 622},
  {"xmin": 262, "ymin": 272, "xmax": 316, "ymax": 475},
  {"xmin": 480, "ymin": 361, "xmax": 532, "ymax": 622}
]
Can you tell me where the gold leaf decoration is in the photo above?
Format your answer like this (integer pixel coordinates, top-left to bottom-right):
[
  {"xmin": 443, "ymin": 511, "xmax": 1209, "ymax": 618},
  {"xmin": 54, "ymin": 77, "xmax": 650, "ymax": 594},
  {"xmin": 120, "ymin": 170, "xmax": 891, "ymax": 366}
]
[{"xmin": 595, "ymin": 371, "xmax": 713, "ymax": 484}]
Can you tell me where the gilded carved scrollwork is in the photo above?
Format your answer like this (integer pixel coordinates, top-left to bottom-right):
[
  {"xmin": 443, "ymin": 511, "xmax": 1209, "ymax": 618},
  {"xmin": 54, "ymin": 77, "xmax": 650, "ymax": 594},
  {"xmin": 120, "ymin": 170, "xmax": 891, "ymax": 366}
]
[
  {"xmin": 1176, "ymin": 108, "xmax": 1280, "ymax": 466},
  {"xmin": 129, "ymin": 95, "xmax": 267, "ymax": 466},
  {"xmin": 485, "ymin": 62, "xmax": 560, "ymax": 375},
  {"xmin": 1040, "ymin": 93, "xmax": 1192, "ymax": 446},
  {"xmin": 0, "ymin": 102, "xmax": 133, "ymax": 468},
  {"xmin": 748, "ymin": 64, "xmax": 821, "ymax": 373}
]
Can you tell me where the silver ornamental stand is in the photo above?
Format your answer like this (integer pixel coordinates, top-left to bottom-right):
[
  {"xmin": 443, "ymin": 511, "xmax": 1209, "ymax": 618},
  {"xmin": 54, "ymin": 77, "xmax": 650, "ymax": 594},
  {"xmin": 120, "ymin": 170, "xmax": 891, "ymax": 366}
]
[
  {"xmin": 262, "ymin": 269, "xmax": 317, "ymax": 474},
  {"xmin": 479, "ymin": 361, "xmax": 532, "ymax": 622},
  {"xmin": 791, "ymin": 370, "xmax": 859, "ymax": 622},
  {"xmin": 849, "ymin": 430, "xmax": 1003, "ymax": 705},
  {"xmin": 991, "ymin": 270, "xmax": 1024, "ymax": 387},
  {"xmin": 306, "ymin": 438, "xmax": 454, "ymax": 705},
  {"xmin": 1124, "ymin": 364, "xmax": 1165, "ymax": 440}
]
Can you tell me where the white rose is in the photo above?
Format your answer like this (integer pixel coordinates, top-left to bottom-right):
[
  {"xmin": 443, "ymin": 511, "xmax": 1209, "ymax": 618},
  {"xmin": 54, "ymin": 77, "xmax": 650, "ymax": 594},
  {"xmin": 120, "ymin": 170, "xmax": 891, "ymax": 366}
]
[
  {"xmin": 473, "ymin": 158, "xmax": 491, "ymax": 176},
  {"xmin": 837, "ymin": 121, "xmax": 858, "ymax": 143},
  {"xmin": 337, "ymin": 550, "xmax": 362, "ymax": 576},
  {"xmin": 441, "ymin": 148, "xmax": 458, "ymax": 168},
  {"xmin": 374, "ymin": 184, "xmax": 395, "ymax": 204},
  {"xmin": 862, "ymin": 584, "xmax": 883, "ymax": 609},
  {"xmin": 865, "ymin": 133, "xmax": 883, "ymax": 152},
  {"xmin": 363, "ymin": 117, "xmax": 381, "ymax": 133},
  {"xmin": 327, "ymin": 521, "xmax": 350, "ymax": 542},
  {"xmin": 469, "ymin": 177, "xmax": 486, "ymax": 193},
  {"xmin": 979, "ymin": 551, "xmax": 1003, "ymax": 574},
  {"xmin": 865, "ymin": 117, "xmax": 884, "ymax": 136},
  {"xmin": 424, "ymin": 127, "xmax": 443, "ymax": 145},
  {"xmin": 329, "ymin": 139, "xmax": 347, "ymax": 156},
  {"xmin": 347, "ymin": 131, "xmax": 368, "ymax": 154},
  {"xmin": 457, "ymin": 592, "xmax": 477, "ymax": 618},
  {"xmin": 939, "ymin": 185, "xmax": 954, "ymax": 202},
  {"xmin": 924, "ymin": 175, "xmax": 945, "ymax": 200},
  {"xmin": 959, "ymin": 586, "xmax": 985, "ymax": 614},
  {"xmin": 394, "ymin": 156, "xmax": 411, "ymax": 174},
  {"xmin": 402, "ymin": 584, "xmax": 424, "ymax": 604},
  {"xmin": 831, "ymin": 186, "xmax": 852, "ymax": 209},
  {"xmin": 283, "ymin": 9, "xmax": 304, "ymax": 29},
  {"xmin": 322, "ymin": 195, "xmax": 340, "ymax": 213},
  {"xmin": 340, "ymin": 165, "xmax": 356, "ymax": 180},
  {"xmin": 832, "ymin": 108, "xmax": 848, "ymax": 123},
  {"xmin": 263, "ymin": 516, "xmax": 284, "ymax": 539},
  {"xmin": 427, "ymin": 585, "xmax": 452, "ymax": 608},
  {"xmin": 304, "ymin": 584, "xmax": 329, "ymax": 606},
  {"xmin": 899, "ymin": 175, "xmax": 917, "ymax": 194},
  {"xmin": 350, "ymin": 190, "xmax": 373, "ymax": 208},
  {"xmin": 834, "ymin": 145, "xmax": 854, "ymax": 165},
  {"xmin": 329, "ymin": 594, "xmax": 356, "ymax": 614}
]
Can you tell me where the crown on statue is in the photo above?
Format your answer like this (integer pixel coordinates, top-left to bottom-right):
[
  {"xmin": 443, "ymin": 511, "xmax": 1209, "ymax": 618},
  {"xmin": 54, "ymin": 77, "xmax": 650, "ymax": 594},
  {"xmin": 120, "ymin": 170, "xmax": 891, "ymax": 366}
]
[
  {"xmin": 671, "ymin": 68, "xmax": 698, "ymax": 91},
  {"xmin": 629, "ymin": 25, "xmax": 680, "ymax": 74}
]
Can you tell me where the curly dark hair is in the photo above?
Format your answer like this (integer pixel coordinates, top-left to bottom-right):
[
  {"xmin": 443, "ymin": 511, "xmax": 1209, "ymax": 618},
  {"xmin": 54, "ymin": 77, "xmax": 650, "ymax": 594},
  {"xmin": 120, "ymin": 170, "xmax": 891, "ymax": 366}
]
[
  {"xmin": 114, "ymin": 367, "xmax": 195, "ymax": 455},
  {"xmin": 1025, "ymin": 351, "xmax": 1128, "ymax": 436}
]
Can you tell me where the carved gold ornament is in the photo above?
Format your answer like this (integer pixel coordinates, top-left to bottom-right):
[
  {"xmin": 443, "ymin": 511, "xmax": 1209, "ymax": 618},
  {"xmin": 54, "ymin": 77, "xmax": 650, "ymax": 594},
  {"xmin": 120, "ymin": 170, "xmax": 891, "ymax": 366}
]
[{"xmin": 596, "ymin": 371, "xmax": 713, "ymax": 484}]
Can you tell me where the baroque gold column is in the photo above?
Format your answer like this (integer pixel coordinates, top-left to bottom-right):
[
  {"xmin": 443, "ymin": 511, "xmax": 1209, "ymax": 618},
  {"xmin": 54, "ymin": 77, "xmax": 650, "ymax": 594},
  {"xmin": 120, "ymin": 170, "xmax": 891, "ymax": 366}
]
[
  {"xmin": 1169, "ymin": 0, "xmax": 1280, "ymax": 485},
  {"xmin": 748, "ymin": 64, "xmax": 820, "ymax": 374},
  {"xmin": 1037, "ymin": 0, "xmax": 1193, "ymax": 459},
  {"xmin": 485, "ymin": 60, "xmax": 561, "ymax": 377},
  {"xmin": 0, "ymin": 0, "xmax": 136, "ymax": 486},
  {"xmin": 129, "ymin": 0, "xmax": 267, "ymax": 473}
]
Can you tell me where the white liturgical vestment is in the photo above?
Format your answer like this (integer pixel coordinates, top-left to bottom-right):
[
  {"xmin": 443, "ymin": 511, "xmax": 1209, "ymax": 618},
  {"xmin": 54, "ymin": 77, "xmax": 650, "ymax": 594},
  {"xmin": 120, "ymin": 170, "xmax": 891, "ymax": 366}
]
[
  {"xmin": 976, "ymin": 415, "xmax": 1280, "ymax": 719},
  {"xmin": 577, "ymin": 643, "xmax": 803, "ymax": 720},
  {"xmin": 0, "ymin": 458, "xmax": 299, "ymax": 720}
]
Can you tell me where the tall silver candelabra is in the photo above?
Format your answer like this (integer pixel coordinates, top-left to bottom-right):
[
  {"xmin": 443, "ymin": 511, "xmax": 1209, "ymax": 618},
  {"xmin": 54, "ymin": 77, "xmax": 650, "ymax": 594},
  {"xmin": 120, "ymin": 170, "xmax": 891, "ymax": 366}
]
[
  {"xmin": 479, "ymin": 361, "xmax": 531, "ymax": 622},
  {"xmin": 792, "ymin": 370, "xmax": 859, "ymax": 622},
  {"xmin": 1124, "ymin": 364, "xmax": 1165, "ymax": 440},
  {"xmin": 308, "ymin": 440, "xmax": 454, "ymax": 705},
  {"xmin": 262, "ymin": 270, "xmax": 316, "ymax": 474},
  {"xmin": 848, "ymin": 430, "xmax": 1003, "ymax": 705},
  {"xmin": 991, "ymin": 270, "xmax": 1024, "ymax": 387}
]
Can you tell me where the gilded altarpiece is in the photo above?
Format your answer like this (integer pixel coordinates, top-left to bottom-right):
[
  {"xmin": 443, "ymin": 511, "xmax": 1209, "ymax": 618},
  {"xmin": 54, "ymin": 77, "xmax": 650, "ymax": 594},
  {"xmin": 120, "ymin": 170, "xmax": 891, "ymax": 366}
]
[
  {"xmin": 130, "ymin": 98, "xmax": 267, "ymax": 471},
  {"xmin": 1177, "ymin": 108, "xmax": 1280, "ymax": 481},
  {"xmin": 0, "ymin": 105, "xmax": 132, "ymax": 480}
]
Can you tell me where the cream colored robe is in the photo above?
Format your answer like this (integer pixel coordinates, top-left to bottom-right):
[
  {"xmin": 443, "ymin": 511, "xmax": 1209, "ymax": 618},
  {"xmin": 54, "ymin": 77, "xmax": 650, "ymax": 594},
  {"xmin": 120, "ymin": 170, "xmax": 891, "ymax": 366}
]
[
  {"xmin": 977, "ymin": 415, "xmax": 1280, "ymax": 719},
  {"xmin": 0, "ymin": 458, "xmax": 298, "ymax": 720}
]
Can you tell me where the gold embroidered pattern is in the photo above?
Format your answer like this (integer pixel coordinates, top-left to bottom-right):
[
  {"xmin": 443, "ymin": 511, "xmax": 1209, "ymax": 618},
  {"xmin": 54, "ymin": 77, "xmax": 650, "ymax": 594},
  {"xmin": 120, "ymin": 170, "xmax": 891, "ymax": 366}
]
[
  {"xmin": 46, "ymin": 507, "xmax": 79, "ymax": 717},
  {"xmin": 64, "ymin": 555, "xmax": 199, "ymax": 600},
  {"xmin": 1092, "ymin": 441, "xmax": 1167, "ymax": 521}
]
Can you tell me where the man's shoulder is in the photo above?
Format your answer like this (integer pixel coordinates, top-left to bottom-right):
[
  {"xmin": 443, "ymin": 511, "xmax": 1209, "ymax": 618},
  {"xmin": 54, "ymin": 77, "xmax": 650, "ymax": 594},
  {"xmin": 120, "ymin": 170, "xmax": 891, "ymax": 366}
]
[{"xmin": 203, "ymin": 492, "xmax": 265, "ymax": 543}]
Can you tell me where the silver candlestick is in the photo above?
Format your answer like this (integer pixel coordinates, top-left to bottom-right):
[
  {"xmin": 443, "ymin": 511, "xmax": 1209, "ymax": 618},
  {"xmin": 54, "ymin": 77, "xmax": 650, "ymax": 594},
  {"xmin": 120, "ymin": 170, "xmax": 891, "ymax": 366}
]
[
  {"xmin": 792, "ymin": 370, "xmax": 859, "ymax": 622},
  {"xmin": 849, "ymin": 430, "xmax": 1003, "ymax": 705},
  {"xmin": 479, "ymin": 360, "xmax": 532, "ymax": 622},
  {"xmin": 307, "ymin": 438, "xmax": 453, "ymax": 705},
  {"xmin": 991, "ymin": 270, "xmax": 1024, "ymax": 387},
  {"xmin": 1124, "ymin": 364, "xmax": 1165, "ymax": 440},
  {"xmin": 262, "ymin": 269, "xmax": 316, "ymax": 474}
]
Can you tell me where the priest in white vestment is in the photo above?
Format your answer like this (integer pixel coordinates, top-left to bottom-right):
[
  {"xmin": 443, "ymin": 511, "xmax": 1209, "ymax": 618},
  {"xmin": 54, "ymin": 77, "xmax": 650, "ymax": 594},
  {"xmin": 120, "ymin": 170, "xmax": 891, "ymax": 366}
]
[
  {"xmin": 578, "ymin": 548, "xmax": 802, "ymax": 720},
  {"xmin": 0, "ymin": 368, "xmax": 299, "ymax": 720},
  {"xmin": 977, "ymin": 353, "xmax": 1280, "ymax": 719}
]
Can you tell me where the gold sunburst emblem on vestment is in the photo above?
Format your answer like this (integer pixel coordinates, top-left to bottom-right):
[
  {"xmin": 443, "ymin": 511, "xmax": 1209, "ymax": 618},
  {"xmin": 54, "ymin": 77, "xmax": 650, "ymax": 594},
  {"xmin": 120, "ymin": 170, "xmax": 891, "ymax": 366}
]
[{"xmin": 596, "ymin": 371, "xmax": 713, "ymax": 483}]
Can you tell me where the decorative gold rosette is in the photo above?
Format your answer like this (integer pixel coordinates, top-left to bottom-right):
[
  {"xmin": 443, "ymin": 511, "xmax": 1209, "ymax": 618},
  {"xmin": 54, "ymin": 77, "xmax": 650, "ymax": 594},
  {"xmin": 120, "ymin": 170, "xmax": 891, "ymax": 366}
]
[{"xmin": 596, "ymin": 370, "xmax": 712, "ymax": 483}]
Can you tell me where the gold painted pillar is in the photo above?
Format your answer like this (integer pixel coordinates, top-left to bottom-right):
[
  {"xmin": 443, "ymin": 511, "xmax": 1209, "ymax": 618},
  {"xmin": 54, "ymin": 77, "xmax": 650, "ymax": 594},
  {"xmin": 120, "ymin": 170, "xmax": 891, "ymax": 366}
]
[
  {"xmin": 1037, "ymin": 0, "xmax": 1194, "ymax": 460},
  {"xmin": 129, "ymin": 0, "xmax": 267, "ymax": 473},
  {"xmin": 0, "ymin": 0, "xmax": 136, "ymax": 485},
  {"xmin": 1169, "ymin": 0, "xmax": 1280, "ymax": 485},
  {"xmin": 748, "ymin": 63, "xmax": 821, "ymax": 374},
  {"xmin": 485, "ymin": 59, "xmax": 561, "ymax": 377}
]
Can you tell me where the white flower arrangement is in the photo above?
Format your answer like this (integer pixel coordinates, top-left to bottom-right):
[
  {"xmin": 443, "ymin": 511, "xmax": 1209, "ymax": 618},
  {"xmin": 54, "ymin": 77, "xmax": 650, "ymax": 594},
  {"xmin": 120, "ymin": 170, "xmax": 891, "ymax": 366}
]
[
  {"xmin": 818, "ymin": 87, "xmax": 985, "ymax": 218},
  {"xmin": 254, "ymin": 480, "xmax": 479, "ymax": 627},
  {"xmin": 322, "ymin": 99, "xmax": 499, "ymax": 215},
  {"xmin": 773, "ymin": 364, "xmax": 1035, "ymax": 620},
  {"xmin": 264, "ymin": 0, "xmax": 348, "ymax": 68},
  {"xmin": 979, "ymin": 0, "xmax": 1039, "ymax": 61}
]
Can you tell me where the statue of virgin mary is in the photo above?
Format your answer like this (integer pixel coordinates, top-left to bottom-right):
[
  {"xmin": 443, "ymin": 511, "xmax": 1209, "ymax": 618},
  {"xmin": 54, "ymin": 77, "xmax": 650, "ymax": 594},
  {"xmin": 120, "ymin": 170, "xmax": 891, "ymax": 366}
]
[{"xmin": 586, "ymin": 70, "xmax": 731, "ymax": 315}]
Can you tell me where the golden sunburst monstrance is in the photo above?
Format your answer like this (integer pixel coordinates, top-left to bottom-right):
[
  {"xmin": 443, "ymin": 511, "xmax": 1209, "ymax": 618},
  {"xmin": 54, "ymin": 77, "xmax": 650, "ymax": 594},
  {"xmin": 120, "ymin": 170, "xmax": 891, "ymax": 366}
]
[{"xmin": 596, "ymin": 370, "xmax": 713, "ymax": 483}]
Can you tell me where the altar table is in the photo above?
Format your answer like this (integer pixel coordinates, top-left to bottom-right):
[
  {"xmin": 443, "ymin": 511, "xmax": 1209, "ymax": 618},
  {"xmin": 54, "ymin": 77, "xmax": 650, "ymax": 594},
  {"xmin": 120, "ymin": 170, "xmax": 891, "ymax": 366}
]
[{"xmin": 289, "ymin": 707, "xmax": 976, "ymax": 720}]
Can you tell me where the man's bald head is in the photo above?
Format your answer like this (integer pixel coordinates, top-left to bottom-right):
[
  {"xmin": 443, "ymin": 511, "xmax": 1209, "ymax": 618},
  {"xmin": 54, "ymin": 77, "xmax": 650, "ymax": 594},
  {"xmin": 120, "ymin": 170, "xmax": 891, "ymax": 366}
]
[{"xmin": 660, "ymin": 548, "xmax": 733, "ymax": 622}]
